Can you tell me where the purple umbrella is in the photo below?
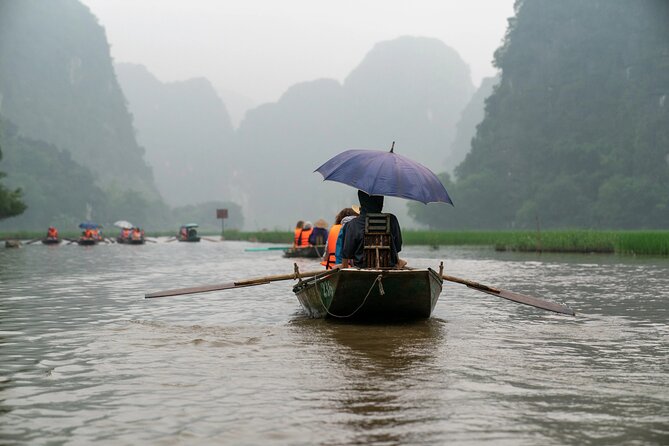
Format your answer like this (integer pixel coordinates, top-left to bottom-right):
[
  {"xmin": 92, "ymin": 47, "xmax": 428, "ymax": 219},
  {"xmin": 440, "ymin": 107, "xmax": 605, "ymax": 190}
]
[{"xmin": 314, "ymin": 144, "xmax": 454, "ymax": 205}]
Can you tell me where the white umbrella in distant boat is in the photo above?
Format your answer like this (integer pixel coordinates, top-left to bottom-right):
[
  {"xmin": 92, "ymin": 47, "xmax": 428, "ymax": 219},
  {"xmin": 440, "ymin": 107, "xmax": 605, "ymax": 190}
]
[{"xmin": 114, "ymin": 220, "xmax": 134, "ymax": 229}]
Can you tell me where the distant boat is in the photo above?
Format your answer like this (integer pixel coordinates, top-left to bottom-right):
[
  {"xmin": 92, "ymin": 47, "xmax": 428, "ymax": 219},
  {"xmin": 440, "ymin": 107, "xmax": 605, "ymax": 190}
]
[
  {"xmin": 178, "ymin": 223, "xmax": 200, "ymax": 242},
  {"xmin": 283, "ymin": 245, "xmax": 324, "ymax": 258},
  {"xmin": 41, "ymin": 237, "xmax": 61, "ymax": 245}
]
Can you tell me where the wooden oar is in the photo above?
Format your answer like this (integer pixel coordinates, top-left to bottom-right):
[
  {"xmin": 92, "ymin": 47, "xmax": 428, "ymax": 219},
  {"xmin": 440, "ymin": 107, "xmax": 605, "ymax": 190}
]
[
  {"xmin": 25, "ymin": 238, "xmax": 42, "ymax": 245},
  {"xmin": 202, "ymin": 237, "xmax": 220, "ymax": 242},
  {"xmin": 145, "ymin": 268, "xmax": 326, "ymax": 298},
  {"xmin": 244, "ymin": 246, "xmax": 291, "ymax": 252},
  {"xmin": 441, "ymin": 273, "xmax": 575, "ymax": 316},
  {"xmin": 165, "ymin": 237, "xmax": 178, "ymax": 243},
  {"xmin": 145, "ymin": 238, "xmax": 158, "ymax": 243}
]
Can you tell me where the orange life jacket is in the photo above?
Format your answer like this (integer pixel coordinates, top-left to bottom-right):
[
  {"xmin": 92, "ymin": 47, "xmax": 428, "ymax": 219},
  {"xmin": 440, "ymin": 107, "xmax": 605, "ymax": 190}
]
[
  {"xmin": 84, "ymin": 229, "xmax": 93, "ymax": 238},
  {"xmin": 297, "ymin": 228, "xmax": 313, "ymax": 247},
  {"xmin": 293, "ymin": 228, "xmax": 302, "ymax": 247},
  {"xmin": 47, "ymin": 228, "xmax": 58, "ymax": 238},
  {"xmin": 320, "ymin": 224, "xmax": 342, "ymax": 269}
]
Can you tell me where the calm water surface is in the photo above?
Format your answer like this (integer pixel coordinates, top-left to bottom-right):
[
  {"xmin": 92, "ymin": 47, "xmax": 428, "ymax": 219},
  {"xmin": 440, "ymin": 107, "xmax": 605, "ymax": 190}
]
[{"xmin": 1, "ymin": 240, "xmax": 667, "ymax": 445}]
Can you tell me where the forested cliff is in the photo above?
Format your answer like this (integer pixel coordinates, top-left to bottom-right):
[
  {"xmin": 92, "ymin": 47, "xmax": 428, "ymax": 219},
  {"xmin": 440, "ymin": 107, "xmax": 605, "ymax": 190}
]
[
  {"xmin": 0, "ymin": 0, "xmax": 169, "ymax": 229},
  {"xmin": 411, "ymin": 0, "xmax": 669, "ymax": 229}
]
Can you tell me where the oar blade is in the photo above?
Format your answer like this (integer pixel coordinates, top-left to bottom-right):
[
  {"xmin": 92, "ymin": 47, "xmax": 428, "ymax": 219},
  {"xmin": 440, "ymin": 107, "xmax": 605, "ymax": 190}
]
[
  {"xmin": 472, "ymin": 286, "xmax": 575, "ymax": 316},
  {"xmin": 146, "ymin": 281, "xmax": 235, "ymax": 298}
]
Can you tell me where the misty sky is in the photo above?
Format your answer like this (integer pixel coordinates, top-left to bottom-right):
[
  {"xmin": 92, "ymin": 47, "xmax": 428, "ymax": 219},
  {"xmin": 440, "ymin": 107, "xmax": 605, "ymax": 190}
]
[{"xmin": 83, "ymin": 0, "xmax": 514, "ymax": 109}]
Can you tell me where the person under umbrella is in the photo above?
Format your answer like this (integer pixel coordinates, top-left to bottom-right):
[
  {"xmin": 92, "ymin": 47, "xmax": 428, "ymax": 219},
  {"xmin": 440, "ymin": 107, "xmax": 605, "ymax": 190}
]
[{"xmin": 341, "ymin": 190, "xmax": 406, "ymax": 269}]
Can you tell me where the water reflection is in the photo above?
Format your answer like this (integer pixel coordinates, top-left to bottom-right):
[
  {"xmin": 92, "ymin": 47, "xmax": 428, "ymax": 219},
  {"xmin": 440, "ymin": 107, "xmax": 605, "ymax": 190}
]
[{"xmin": 290, "ymin": 319, "xmax": 447, "ymax": 445}]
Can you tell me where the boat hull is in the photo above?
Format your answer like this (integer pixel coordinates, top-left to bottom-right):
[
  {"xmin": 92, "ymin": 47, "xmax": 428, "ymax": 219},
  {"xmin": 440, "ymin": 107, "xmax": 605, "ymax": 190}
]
[
  {"xmin": 117, "ymin": 237, "xmax": 145, "ymax": 244},
  {"xmin": 178, "ymin": 237, "xmax": 200, "ymax": 242},
  {"xmin": 292, "ymin": 268, "xmax": 443, "ymax": 321},
  {"xmin": 283, "ymin": 246, "xmax": 324, "ymax": 258},
  {"xmin": 42, "ymin": 238, "xmax": 61, "ymax": 245},
  {"xmin": 78, "ymin": 238, "xmax": 98, "ymax": 246}
]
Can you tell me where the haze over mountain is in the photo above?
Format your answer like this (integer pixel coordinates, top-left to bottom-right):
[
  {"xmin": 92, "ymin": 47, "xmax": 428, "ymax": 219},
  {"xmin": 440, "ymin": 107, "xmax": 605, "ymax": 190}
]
[
  {"xmin": 115, "ymin": 63, "xmax": 235, "ymax": 206},
  {"xmin": 233, "ymin": 36, "xmax": 475, "ymax": 229},
  {"xmin": 445, "ymin": 75, "xmax": 499, "ymax": 174}
]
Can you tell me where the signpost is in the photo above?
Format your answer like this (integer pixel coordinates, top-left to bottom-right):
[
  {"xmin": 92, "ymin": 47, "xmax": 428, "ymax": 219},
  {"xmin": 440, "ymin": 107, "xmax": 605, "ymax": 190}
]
[{"xmin": 216, "ymin": 209, "xmax": 228, "ymax": 240}]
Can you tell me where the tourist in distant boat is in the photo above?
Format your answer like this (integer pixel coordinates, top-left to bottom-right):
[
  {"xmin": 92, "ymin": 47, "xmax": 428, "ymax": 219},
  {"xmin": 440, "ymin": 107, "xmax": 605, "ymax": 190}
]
[
  {"xmin": 120, "ymin": 227, "xmax": 131, "ymax": 240},
  {"xmin": 308, "ymin": 219, "xmax": 329, "ymax": 247},
  {"xmin": 180, "ymin": 227, "xmax": 188, "ymax": 240},
  {"xmin": 132, "ymin": 227, "xmax": 143, "ymax": 240},
  {"xmin": 91, "ymin": 228, "xmax": 102, "ymax": 241},
  {"xmin": 292, "ymin": 220, "xmax": 304, "ymax": 247},
  {"xmin": 83, "ymin": 228, "xmax": 93, "ymax": 239},
  {"xmin": 46, "ymin": 226, "xmax": 58, "ymax": 239},
  {"xmin": 296, "ymin": 221, "xmax": 313, "ymax": 247},
  {"xmin": 341, "ymin": 190, "xmax": 405, "ymax": 268},
  {"xmin": 321, "ymin": 207, "xmax": 358, "ymax": 269}
]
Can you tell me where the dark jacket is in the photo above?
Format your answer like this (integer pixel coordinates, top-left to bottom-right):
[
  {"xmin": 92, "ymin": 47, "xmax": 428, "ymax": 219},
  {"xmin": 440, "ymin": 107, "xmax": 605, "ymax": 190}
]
[
  {"xmin": 341, "ymin": 192, "xmax": 402, "ymax": 267},
  {"xmin": 308, "ymin": 227, "xmax": 328, "ymax": 245}
]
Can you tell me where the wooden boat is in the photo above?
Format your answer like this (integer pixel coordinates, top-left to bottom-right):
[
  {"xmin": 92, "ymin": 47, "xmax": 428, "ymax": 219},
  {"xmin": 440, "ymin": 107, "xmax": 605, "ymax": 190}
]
[
  {"xmin": 117, "ymin": 236, "xmax": 145, "ymax": 245},
  {"xmin": 77, "ymin": 237, "xmax": 98, "ymax": 246},
  {"xmin": 292, "ymin": 267, "xmax": 443, "ymax": 321},
  {"xmin": 178, "ymin": 224, "xmax": 201, "ymax": 242},
  {"xmin": 283, "ymin": 245, "xmax": 325, "ymax": 258},
  {"xmin": 42, "ymin": 237, "xmax": 61, "ymax": 245},
  {"xmin": 178, "ymin": 234, "xmax": 200, "ymax": 242}
]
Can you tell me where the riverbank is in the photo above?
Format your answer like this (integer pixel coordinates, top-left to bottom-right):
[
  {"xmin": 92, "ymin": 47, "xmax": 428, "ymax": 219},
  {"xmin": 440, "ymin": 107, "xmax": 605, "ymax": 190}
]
[
  {"xmin": 3, "ymin": 229, "xmax": 668, "ymax": 255},
  {"xmin": 222, "ymin": 229, "xmax": 669, "ymax": 256}
]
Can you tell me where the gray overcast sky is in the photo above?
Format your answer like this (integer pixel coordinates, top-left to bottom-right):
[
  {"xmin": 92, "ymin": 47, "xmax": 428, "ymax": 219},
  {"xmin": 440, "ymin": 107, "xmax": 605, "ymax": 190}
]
[{"xmin": 83, "ymin": 0, "xmax": 515, "ymax": 105}]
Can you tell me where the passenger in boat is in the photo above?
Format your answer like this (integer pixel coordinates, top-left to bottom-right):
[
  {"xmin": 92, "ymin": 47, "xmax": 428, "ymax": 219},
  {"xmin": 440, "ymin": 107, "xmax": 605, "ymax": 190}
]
[
  {"xmin": 120, "ymin": 228, "xmax": 131, "ymax": 240},
  {"xmin": 83, "ymin": 228, "xmax": 93, "ymax": 239},
  {"xmin": 321, "ymin": 207, "xmax": 359, "ymax": 269},
  {"xmin": 132, "ymin": 227, "xmax": 143, "ymax": 240},
  {"xmin": 308, "ymin": 219, "xmax": 329, "ymax": 246},
  {"xmin": 180, "ymin": 227, "xmax": 188, "ymax": 240},
  {"xmin": 292, "ymin": 220, "xmax": 304, "ymax": 247},
  {"xmin": 295, "ymin": 221, "xmax": 313, "ymax": 247},
  {"xmin": 341, "ymin": 190, "xmax": 405, "ymax": 268},
  {"xmin": 91, "ymin": 228, "xmax": 102, "ymax": 241},
  {"xmin": 46, "ymin": 226, "xmax": 59, "ymax": 239}
]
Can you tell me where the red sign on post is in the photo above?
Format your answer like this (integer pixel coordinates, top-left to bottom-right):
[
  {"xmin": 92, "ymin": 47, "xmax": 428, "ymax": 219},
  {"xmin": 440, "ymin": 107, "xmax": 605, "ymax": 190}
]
[{"xmin": 216, "ymin": 209, "xmax": 228, "ymax": 219}]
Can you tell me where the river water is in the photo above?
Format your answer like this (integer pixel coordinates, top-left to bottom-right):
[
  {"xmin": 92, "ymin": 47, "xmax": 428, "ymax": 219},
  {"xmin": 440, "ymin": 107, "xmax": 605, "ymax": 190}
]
[{"xmin": 1, "ymin": 240, "xmax": 667, "ymax": 445}]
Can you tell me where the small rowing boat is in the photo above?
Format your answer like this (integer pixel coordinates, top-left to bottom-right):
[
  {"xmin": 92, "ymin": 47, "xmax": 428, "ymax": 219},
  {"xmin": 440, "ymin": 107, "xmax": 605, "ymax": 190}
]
[
  {"xmin": 292, "ymin": 267, "xmax": 443, "ymax": 320},
  {"xmin": 283, "ymin": 245, "xmax": 324, "ymax": 259},
  {"xmin": 42, "ymin": 237, "xmax": 61, "ymax": 245}
]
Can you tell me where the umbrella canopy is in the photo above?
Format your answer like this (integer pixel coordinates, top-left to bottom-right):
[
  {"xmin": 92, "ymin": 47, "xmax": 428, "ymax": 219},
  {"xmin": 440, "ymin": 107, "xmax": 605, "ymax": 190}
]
[
  {"xmin": 113, "ymin": 220, "xmax": 134, "ymax": 229},
  {"xmin": 181, "ymin": 223, "xmax": 199, "ymax": 228},
  {"xmin": 315, "ymin": 145, "xmax": 454, "ymax": 205},
  {"xmin": 79, "ymin": 221, "xmax": 102, "ymax": 229}
]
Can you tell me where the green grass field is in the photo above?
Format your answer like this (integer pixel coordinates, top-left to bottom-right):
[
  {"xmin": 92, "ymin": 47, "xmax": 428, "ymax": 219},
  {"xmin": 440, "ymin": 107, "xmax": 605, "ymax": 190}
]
[{"xmin": 3, "ymin": 229, "xmax": 668, "ymax": 256}]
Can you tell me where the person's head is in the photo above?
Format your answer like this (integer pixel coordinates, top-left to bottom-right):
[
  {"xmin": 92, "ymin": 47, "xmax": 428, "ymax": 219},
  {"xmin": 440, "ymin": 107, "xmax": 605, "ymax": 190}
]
[
  {"xmin": 303, "ymin": 221, "xmax": 313, "ymax": 230},
  {"xmin": 315, "ymin": 219, "xmax": 328, "ymax": 229},
  {"xmin": 334, "ymin": 206, "xmax": 360, "ymax": 224},
  {"xmin": 295, "ymin": 220, "xmax": 304, "ymax": 229},
  {"xmin": 358, "ymin": 190, "xmax": 384, "ymax": 213}
]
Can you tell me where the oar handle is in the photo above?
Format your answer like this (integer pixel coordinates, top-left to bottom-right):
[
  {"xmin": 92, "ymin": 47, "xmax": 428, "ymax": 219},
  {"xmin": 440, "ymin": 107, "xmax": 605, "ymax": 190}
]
[{"xmin": 441, "ymin": 274, "xmax": 500, "ymax": 293}]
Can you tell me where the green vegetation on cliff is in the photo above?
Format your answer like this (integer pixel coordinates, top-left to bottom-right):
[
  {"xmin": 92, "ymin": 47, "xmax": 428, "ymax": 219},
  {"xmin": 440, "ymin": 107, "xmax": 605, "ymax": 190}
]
[{"xmin": 411, "ymin": 0, "xmax": 669, "ymax": 230}]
